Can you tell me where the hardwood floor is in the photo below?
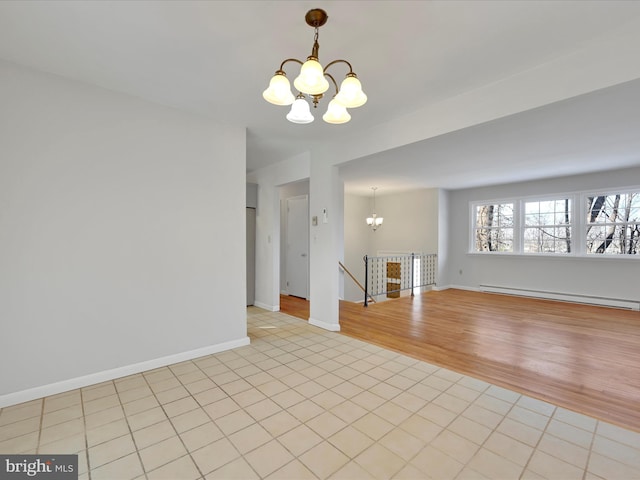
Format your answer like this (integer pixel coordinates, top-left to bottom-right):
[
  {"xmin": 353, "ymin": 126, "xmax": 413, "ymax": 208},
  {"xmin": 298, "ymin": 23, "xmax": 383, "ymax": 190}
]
[
  {"xmin": 339, "ymin": 289, "xmax": 640, "ymax": 433},
  {"xmin": 279, "ymin": 290, "xmax": 640, "ymax": 432},
  {"xmin": 279, "ymin": 294, "xmax": 310, "ymax": 320}
]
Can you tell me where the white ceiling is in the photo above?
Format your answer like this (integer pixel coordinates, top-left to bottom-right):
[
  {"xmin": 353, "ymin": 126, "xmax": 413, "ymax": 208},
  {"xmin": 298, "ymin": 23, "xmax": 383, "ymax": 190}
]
[
  {"xmin": 1, "ymin": 0, "xmax": 640, "ymax": 194},
  {"xmin": 339, "ymin": 78, "xmax": 640, "ymax": 193}
]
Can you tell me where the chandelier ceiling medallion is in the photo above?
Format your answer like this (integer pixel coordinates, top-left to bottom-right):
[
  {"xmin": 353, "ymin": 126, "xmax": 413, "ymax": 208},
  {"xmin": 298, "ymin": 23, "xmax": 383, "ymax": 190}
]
[
  {"xmin": 366, "ymin": 187, "xmax": 383, "ymax": 231},
  {"xmin": 262, "ymin": 8, "xmax": 367, "ymax": 125}
]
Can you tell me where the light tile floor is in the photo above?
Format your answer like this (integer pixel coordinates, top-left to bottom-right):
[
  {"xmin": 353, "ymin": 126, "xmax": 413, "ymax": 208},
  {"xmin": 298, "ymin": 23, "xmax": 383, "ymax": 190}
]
[{"xmin": 1, "ymin": 308, "xmax": 640, "ymax": 479}]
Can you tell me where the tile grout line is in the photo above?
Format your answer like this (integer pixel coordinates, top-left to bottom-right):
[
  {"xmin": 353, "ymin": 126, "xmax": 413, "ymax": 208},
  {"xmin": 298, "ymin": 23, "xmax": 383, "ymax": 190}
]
[
  {"xmin": 145, "ymin": 364, "xmax": 211, "ymax": 478},
  {"xmin": 266, "ymin": 328, "xmax": 414, "ymax": 477},
  {"xmin": 249, "ymin": 321, "xmax": 359, "ymax": 478},
  {"xmin": 246, "ymin": 327, "xmax": 326, "ymax": 478},
  {"xmin": 188, "ymin": 355, "xmax": 263, "ymax": 480},
  {"xmin": 80, "ymin": 388, "xmax": 91, "ymax": 480},
  {"xmin": 449, "ymin": 379, "xmax": 501, "ymax": 480},
  {"xmin": 120, "ymin": 375, "xmax": 152, "ymax": 480},
  {"xmin": 582, "ymin": 419, "xmax": 599, "ymax": 480},
  {"xmin": 35, "ymin": 398, "xmax": 44, "ymax": 455},
  {"xmin": 517, "ymin": 398, "xmax": 556, "ymax": 479}
]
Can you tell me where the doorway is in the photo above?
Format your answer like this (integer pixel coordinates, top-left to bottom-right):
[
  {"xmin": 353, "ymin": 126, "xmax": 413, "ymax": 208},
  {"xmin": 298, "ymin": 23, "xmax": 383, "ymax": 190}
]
[{"xmin": 284, "ymin": 195, "xmax": 309, "ymax": 299}]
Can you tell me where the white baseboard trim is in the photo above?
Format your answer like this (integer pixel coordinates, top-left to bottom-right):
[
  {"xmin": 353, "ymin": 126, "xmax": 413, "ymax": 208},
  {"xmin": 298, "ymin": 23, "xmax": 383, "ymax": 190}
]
[
  {"xmin": 479, "ymin": 285, "xmax": 640, "ymax": 310},
  {"xmin": 0, "ymin": 336, "xmax": 250, "ymax": 409},
  {"xmin": 434, "ymin": 284, "xmax": 479, "ymax": 292},
  {"xmin": 309, "ymin": 317, "xmax": 341, "ymax": 332},
  {"xmin": 253, "ymin": 301, "xmax": 279, "ymax": 312}
]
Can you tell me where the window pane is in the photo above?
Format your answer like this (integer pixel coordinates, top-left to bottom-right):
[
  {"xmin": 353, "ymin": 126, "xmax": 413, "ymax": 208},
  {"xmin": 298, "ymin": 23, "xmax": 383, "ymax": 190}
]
[
  {"xmin": 525, "ymin": 199, "xmax": 571, "ymax": 226},
  {"xmin": 523, "ymin": 199, "xmax": 571, "ymax": 253},
  {"xmin": 586, "ymin": 191, "xmax": 640, "ymax": 255},
  {"xmin": 586, "ymin": 196, "xmax": 606, "ymax": 223},
  {"xmin": 475, "ymin": 227, "xmax": 513, "ymax": 252},
  {"xmin": 586, "ymin": 225, "xmax": 606, "ymax": 253},
  {"xmin": 490, "ymin": 228, "xmax": 513, "ymax": 252},
  {"xmin": 523, "ymin": 226, "xmax": 570, "ymax": 253},
  {"xmin": 623, "ymin": 224, "xmax": 640, "ymax": 255},
  {"xmin": 476, "ymin": 204, "xmax": 513, "ymax": 227},
  {"xmin": 588, "ymin": 194, "xmax": 627, "ymax": 223},
  {"xmin": 556, "ymin": 230, "xmax": 571, "ymax": 253},
  {"xmin": 539, "ymin": 200, "xmax": 555, "ymax": 213},
  {"xmin": 523, "ymin": 228, "xmax": 541, "ymax": 253},
  {"xmin": 539, "ymin": 212, "xmax": 555, "ymax": 225},
  {"xmin": 475, "ymin": 203, "xmax": 514, "ymax": 252},
  {"xmin": 555, "ymin": 210, "xmax": 570, "ymax": 225}
]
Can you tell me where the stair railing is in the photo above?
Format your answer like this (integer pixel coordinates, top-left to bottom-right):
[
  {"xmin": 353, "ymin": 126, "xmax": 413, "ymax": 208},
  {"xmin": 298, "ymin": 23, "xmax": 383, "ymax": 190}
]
[
  {"xmin": 339, "ymin": 261, "xmax": 376, "ymax": 305},
  {"xmin": 363, "ymin": 253, "xmax": 437, "ymax": 306}
]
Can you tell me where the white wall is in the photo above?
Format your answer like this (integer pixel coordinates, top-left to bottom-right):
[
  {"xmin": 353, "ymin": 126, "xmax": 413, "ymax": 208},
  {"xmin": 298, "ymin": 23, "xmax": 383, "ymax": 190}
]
[
  {"xmin": 343, "ymin": 194, "xmax": 371, "ymax": 302},
  {"xmin": 308, "ymin": 161, "xmax": 343, "ymax": 331},
  {"xmin": 437, "ymin": 189, "xmax": 451, "ymax": 287},
  {"xmin": 371, "ymin": 189, "xmax": 439, "ymax": 256},
  {"xmin": 444, "ymin": 166, "xmax": 640, "ymax": 302},
  {"xmin": 0, "ymin": 61, "xmax": 247, "ymax": 404}
]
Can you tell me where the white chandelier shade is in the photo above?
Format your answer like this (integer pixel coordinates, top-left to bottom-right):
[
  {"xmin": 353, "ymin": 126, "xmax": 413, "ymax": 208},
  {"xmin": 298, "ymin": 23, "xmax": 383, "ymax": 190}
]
[
  {"xmin": 262, "ymin": 72, "xmax": 295, "ymax": 106},
  {"xmin": 322, "ymin": 98, "xmax": 351, "ymax": 124},
  {"xmin": 286, "ymin": 95, "xmax": 314, "ymax": 124},
  {"xmin": 263, "ymin": 8, "xmax": 367, "ymax": 125},
  {"xmin": 334, "ymin": 74, "xmax": 367, "ymax": 108},
  {"xmin": 293, "ymin": 58, "xmax": 330, "ymax": 95}
]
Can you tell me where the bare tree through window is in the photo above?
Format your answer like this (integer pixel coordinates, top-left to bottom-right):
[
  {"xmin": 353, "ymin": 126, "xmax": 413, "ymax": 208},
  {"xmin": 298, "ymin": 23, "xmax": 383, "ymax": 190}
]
[
  {"xmin": 586, "ymin": 193, "xmax": 640, "ymax": 255},
  {"xmin": 523, "ymin": 199, "xmax": 571, "ymax": 254},
  {"xmin": 475, "ymin": 203, "xmax": 514, "ymax": 252}
]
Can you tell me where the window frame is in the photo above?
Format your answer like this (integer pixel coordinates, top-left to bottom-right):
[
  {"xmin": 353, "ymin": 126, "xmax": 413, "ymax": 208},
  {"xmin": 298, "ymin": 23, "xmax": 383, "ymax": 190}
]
[
  {"xmin": 583, "ymin": 189, "xmax": 640, "ymax": 256},
  {"xmin": 471, "ymin": 200, "xmax": 516, "ymax": 253},
  {"xmin": 469, "ymin": 186, "xmax": 640, "ymax": 259},
  {"xmin": 521, "ymin": 196, "xmax": 573, "ymax": 255}
]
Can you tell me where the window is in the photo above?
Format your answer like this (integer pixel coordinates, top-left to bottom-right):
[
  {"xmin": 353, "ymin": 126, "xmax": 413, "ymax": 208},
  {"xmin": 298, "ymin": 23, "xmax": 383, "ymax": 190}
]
[
  {"xmin": 523, "ymin": 199, "xmax": 571, "ymax": 253},
  {"xmin": 474, "ymin": 203, "xmax": 514, "ymax": 252},
  {"xmin": 471, "ymin": 189, "xmax": 640, "ymax": 257},
  {"xmin": 586, "ymin": 192, "xmax": 640, "ymax": 255}
]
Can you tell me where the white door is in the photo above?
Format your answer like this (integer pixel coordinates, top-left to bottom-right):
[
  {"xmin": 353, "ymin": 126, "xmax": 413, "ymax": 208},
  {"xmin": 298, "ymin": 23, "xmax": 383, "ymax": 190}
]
[{"xmin": 286, "ymin": 195, "xmax": 309, "ymax": 299}]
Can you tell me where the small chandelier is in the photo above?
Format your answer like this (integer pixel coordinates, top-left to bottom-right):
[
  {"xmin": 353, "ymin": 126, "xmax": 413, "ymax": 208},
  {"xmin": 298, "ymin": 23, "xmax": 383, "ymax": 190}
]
[
  {"xmin": 366, "ymin": 187, "xmax": 383, "ymax": 231},
  {"xmin": 262, "ymin": 8, "xmax": 367, "ymax": 125}
]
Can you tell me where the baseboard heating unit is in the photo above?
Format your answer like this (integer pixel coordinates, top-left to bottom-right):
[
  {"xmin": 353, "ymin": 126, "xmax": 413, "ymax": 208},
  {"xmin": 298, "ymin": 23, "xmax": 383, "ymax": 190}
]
[{"xmin": 479, "ymin": 285, "xmax": 640, "ymax": 311}]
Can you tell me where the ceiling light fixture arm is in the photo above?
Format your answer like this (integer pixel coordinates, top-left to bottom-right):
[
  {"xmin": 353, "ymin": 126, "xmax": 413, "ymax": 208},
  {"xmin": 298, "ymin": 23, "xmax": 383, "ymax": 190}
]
[
  {"xmin": 277, "ymin": 58, "xmax": 304, "ymax": 72},
  {"xmin": 324, "ymin": 72, "xmax": 339, "ymax": 95},
  {"xmin": 323, "ymin": 59, "xmax": 355, "ymax": 76}
]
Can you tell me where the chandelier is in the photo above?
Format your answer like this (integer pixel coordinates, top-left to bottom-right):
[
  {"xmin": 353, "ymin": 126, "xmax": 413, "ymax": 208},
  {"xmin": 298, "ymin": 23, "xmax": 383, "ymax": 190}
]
[
  {"xmin": 262, "ymin": 8, "xmax": 367, "ymax": 124},
  {"xmin": 366, "ymin": 187, "xmax": 383, "ymax": 231}
]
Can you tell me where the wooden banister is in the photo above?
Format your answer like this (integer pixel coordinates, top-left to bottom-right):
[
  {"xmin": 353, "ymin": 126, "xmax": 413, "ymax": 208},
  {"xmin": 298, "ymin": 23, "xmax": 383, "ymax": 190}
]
[{"xmin": 339, "ymin": 261, "xmax": 376, "ymax": 304}]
